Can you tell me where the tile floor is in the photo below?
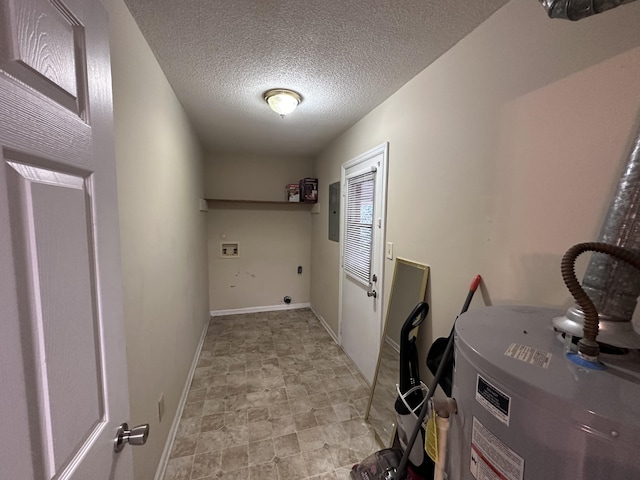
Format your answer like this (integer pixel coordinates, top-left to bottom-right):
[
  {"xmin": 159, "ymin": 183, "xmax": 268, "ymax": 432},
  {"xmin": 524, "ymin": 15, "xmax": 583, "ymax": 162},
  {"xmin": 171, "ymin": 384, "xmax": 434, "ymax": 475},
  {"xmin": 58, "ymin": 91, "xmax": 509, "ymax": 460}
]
[{"xmin": 163, "ymin": 308, "xmax": 379, "ymax": 480}]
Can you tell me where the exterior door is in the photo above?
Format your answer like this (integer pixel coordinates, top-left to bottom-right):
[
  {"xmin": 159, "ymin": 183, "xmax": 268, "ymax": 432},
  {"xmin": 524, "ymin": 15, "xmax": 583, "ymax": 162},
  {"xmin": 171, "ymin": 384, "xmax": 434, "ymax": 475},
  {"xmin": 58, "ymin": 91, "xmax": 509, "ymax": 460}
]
[
  {"xmin": 339, "ymin": 143, "xmax": 388, "ymax": 384},
  {"xmin": 0, "ymin": 0, "xmax": 134, "ymax": 479}
]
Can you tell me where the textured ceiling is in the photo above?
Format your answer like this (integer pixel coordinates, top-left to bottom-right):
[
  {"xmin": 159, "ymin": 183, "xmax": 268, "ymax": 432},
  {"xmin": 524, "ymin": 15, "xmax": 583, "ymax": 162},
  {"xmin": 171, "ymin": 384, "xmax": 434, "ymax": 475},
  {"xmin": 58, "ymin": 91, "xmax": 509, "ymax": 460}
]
[{"xmin": 123, "ymin": 0, "xmax": 509, "ymax": 156}]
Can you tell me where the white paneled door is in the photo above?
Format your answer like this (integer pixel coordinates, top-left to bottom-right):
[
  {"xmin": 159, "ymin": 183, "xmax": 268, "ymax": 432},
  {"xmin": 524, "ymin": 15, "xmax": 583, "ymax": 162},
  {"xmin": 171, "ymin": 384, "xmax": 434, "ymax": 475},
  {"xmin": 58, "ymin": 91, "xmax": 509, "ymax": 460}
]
[
  {"xmin": 0, "ymin": 0, "xmax": 135, "ymax": 479},
  {"xmin": 339, "ymin": 143, "xmax": 388, "ymax": 384}
]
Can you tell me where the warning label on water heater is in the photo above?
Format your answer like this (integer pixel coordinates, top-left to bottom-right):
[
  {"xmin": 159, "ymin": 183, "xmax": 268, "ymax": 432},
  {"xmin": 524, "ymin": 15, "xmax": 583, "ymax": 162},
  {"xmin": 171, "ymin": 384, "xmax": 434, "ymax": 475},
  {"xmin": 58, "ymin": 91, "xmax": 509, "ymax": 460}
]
[
  {"xmin": 470, "ymin": 417, "xmax": 524, "ymax": 480},
  {"xmin": 476, "ymin": 375, "xmax": 510, "ymax": 426}
]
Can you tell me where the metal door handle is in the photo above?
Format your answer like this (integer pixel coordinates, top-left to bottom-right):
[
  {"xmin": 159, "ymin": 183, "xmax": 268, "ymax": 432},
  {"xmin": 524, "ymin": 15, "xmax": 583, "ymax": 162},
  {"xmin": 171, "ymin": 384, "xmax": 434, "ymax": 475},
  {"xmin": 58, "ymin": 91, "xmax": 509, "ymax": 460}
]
[
  {"xmin": 114, "ymin": 422, "xmax": 149, "ymax": 453},
  {"xmin": 367, "ymin": 290, "xmax": 377, "ymax": 298}
]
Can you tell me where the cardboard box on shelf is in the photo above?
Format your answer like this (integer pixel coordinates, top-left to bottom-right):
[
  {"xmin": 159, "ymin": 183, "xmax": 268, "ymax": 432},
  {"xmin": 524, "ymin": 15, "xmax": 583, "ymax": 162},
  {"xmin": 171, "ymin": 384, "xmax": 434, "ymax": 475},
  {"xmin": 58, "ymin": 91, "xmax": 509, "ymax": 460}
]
[
  {"xmin": 286, "ymin": 184, "xmax": 300, "ymax": 202},
  {"xmin": 299, "ymin": 178, "xmax": 318, "ymax": 203}
]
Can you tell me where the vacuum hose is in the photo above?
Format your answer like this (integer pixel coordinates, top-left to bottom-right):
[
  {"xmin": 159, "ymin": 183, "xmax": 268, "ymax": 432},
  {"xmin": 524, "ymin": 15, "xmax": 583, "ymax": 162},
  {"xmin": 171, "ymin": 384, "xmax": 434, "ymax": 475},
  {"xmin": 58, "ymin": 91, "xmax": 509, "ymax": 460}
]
[{"xmin": 561, "ymin": 242, "xmax": 640, "ymax": 359}]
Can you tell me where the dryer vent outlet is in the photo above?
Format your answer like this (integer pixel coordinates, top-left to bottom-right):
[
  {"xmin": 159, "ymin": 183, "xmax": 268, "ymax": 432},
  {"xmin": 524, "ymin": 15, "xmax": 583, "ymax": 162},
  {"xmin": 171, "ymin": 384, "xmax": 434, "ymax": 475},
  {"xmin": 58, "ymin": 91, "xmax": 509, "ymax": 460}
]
[{"xmin": 284, "ymin": 296, "xmax": 292, "ymax": 304}]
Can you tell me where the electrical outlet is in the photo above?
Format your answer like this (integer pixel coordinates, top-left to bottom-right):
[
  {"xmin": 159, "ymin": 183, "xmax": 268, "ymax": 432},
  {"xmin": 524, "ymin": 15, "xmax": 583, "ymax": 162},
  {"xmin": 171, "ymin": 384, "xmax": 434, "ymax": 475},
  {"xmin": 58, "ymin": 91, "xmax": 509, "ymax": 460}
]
[{"xmin": 158, "ymin": 394, "xmax": 165, "ymax": 423}]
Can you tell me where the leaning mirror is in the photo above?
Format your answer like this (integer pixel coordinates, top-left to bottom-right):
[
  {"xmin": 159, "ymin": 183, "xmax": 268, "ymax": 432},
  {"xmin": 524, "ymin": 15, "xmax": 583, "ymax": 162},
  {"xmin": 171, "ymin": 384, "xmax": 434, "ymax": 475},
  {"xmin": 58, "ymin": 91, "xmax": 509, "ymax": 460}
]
[{"xmin": 365, "ymin": 258, "xmax": 429, "ymax": 447}]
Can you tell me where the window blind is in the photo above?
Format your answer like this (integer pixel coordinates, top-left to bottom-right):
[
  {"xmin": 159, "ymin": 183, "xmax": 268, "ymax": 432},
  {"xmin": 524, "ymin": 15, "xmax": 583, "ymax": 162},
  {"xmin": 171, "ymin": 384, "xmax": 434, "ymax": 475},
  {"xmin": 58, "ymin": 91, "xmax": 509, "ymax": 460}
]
[{"xmin": 344, "ymin": 170, "xmax": 376, "ymax": 286}]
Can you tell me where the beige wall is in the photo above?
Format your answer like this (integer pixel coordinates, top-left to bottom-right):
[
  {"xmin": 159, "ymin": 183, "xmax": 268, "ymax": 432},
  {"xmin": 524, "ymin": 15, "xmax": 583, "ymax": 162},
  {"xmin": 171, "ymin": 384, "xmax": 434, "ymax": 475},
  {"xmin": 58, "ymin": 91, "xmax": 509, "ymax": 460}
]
[
  {"xmin": 310, "ymin": 0, "xmax": 640, "ymax": 373},
  {"xmin": 107, "ymin": 1, "xmax": 210, "ymax": 479},
  {"xmin": 205, "ymin": 153, "xmax": 314, "ymax": 311}
]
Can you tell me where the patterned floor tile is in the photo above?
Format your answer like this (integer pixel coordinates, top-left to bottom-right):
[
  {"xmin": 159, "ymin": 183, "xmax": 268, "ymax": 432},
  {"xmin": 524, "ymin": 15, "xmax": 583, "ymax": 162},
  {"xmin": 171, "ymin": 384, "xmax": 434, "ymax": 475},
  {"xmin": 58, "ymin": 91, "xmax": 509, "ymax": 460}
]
[{"xmin": 163, "ymin": 309, "xmax": 379, "ymax": 480}]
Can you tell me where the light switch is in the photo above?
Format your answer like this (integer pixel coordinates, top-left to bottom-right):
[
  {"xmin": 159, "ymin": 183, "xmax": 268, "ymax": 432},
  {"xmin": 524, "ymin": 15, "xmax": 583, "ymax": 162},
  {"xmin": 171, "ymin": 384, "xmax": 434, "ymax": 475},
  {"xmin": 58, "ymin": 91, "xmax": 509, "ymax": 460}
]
[{"xmin": 386, "ymin": 242, "xmax": 393, "ymax": 260}]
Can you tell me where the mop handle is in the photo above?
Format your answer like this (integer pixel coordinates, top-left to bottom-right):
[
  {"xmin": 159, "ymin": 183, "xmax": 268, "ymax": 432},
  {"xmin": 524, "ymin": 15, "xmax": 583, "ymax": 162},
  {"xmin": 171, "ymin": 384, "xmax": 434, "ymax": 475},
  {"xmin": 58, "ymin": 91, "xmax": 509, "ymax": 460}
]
[
  {"xmin": 461, "ymin": 275, "xmax": 482, "ymax": 314},
  {"xmin": 439, "ymin": 274, "xmax": 482, "ymax": 372},
  {"xmin": 393, "ymin": 274, "xmax": 481, "ymax": 479}
]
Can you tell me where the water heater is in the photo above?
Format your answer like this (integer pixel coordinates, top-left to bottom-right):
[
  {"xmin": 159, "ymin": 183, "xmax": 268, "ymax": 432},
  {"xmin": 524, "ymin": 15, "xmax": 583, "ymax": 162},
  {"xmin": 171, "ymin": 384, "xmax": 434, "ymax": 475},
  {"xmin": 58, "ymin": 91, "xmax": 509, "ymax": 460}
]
[{"xmin": 448, "ymin": 305, "xmax": 640, "ymax": 479}]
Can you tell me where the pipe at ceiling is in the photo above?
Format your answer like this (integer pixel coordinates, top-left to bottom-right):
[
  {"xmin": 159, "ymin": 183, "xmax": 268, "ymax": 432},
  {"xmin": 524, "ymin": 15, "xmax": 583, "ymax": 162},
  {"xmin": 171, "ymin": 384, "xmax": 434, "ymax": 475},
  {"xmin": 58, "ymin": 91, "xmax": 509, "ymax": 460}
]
[{"xmin": 540, "ymin": 0, "xmax": 639, "ymax": 20}]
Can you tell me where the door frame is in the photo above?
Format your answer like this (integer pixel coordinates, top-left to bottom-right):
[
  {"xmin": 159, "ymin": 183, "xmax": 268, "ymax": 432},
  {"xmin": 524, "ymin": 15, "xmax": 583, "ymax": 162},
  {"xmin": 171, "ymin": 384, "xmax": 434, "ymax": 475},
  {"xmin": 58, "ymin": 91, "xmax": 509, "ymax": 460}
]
[{"xmin": 338, "ymin": 142, "xmax": 389, "ymax": 347}]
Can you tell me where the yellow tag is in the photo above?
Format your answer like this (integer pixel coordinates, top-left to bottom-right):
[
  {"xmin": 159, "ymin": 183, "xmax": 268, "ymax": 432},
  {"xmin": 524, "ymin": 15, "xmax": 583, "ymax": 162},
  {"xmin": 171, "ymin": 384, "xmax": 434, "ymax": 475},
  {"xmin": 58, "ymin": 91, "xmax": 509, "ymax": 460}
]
[{"xmin": 425, "ymin": 411, "xmax": 438, "ymax": 463}]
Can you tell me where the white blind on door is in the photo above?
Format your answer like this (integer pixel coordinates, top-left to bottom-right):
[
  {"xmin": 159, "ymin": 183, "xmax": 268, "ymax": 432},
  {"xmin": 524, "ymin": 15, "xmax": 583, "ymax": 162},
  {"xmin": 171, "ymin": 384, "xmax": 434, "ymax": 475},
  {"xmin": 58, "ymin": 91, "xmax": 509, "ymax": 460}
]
[{"xmin": 344, "ymin": 170, "xmax": 376, "ymax": 286}]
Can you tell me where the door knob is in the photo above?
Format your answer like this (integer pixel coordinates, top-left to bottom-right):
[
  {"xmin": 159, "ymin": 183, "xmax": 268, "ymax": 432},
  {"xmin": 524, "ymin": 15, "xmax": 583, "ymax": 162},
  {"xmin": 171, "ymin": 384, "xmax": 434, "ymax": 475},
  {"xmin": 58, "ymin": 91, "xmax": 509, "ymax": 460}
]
[
  {"xmin": 114, "ymin": 422, "xmax": 150, "ymax": 453},
  {"xmin": 367, "ymin": 290, "xmax": 377, "ymax": 298}
]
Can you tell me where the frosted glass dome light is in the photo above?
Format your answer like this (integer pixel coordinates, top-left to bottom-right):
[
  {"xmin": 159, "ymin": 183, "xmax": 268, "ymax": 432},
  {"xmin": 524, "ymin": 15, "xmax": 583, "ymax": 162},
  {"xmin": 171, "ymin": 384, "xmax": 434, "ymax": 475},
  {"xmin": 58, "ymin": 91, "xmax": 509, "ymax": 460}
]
[{"xmin": 264, "ymin": 89, "xmax": 302, "ymax": 116}]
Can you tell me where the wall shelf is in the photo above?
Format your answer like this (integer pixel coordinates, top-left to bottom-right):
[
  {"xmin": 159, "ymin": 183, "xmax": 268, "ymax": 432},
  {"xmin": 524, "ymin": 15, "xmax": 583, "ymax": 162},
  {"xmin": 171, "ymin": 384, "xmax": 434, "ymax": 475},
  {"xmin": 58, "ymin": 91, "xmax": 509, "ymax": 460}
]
[{"xmin": 205, "ymin": 198, "xmax": 315, "ymax": 206}]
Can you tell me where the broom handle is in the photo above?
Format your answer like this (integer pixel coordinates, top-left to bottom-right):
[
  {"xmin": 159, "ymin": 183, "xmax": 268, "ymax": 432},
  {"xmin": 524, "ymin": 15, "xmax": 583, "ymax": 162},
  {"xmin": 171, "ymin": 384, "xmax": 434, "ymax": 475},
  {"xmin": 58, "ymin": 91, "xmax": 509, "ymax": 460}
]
[
  {"xmin": 393, "ymin": 274, "xmax": 481, "ymax": 479},
  {"xmin": 438, "ymin": 274, "xmax": 481, "ymax": 377},
  {"xmin": 461, "ymin": 275, "xmax": 482, "ymax": 315}
]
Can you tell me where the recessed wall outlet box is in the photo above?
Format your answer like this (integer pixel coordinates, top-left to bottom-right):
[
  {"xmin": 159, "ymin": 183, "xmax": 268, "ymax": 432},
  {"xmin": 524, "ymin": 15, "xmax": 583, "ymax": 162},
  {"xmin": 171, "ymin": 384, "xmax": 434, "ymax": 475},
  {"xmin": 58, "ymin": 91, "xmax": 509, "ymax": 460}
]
[
  {"xmin": 386, "ymin": 242, "xmax": 393, "ymax": 260},
  {"xmin": 221, "ymin": 242, "xmax": 240, "ymax": 258},
  {"xmin": 199, "ymin": 198, "xmax": 208, "ymax": 212}
]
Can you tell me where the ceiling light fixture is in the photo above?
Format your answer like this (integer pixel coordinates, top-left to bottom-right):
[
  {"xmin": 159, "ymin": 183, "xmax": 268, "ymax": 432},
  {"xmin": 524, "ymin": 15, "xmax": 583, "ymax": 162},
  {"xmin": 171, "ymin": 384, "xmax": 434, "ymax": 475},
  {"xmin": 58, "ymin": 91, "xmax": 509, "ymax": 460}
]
[{"xmin": 264, "ymin": 88, "xmax": 302, "ymax": 117}]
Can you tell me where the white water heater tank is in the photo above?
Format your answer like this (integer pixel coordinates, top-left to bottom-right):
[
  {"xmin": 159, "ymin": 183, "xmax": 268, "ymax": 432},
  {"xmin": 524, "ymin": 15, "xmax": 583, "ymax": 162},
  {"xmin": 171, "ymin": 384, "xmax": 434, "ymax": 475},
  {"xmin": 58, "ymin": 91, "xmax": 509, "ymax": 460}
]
[{"xmin": 448, "ymin": 306, "xmax": 640, "ymax": 479}]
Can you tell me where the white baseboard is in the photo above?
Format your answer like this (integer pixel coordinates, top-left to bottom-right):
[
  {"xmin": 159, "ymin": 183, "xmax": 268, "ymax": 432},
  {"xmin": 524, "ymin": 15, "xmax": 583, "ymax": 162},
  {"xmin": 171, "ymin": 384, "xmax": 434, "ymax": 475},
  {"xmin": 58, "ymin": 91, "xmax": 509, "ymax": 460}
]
[
  {"xmin": 385, "ymin": 335, "xmax": 400, "ymax": 353},
  {"xmin": 309, "ymin": 304, "xmax": 339, "ymax": 345},
  {"xmin": 210, "ymin": 302, "xmax": 310, "ymax": 317},
  {"xmin": 154, "ymin": 319, "xmax": 210, "ymax": 480}
]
